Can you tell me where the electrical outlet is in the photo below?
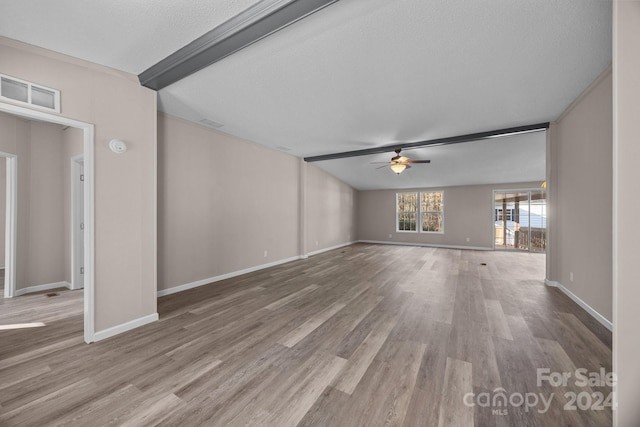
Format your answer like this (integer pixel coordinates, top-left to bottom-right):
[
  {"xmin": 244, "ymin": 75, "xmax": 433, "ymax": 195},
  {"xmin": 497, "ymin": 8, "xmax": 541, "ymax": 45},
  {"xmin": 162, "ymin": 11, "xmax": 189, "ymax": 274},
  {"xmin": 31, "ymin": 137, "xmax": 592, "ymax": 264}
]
[
  {"xmin": 570, "ymin": 272, "xmax": 574, "ymax": 282},
  {"xmin": 389, "ymin": 234, "xmax": 392, "ymax": 238},
  {"xmin": 466, "ymin": 237, "xmax": 470, "ymax": 242},
  {"xmin": 264, "ymin": 250, "xmax": 268, "ymax": 258},
  {"xmin": 316, "ymin": 240, "xmax": 319, "ymax": 246}
]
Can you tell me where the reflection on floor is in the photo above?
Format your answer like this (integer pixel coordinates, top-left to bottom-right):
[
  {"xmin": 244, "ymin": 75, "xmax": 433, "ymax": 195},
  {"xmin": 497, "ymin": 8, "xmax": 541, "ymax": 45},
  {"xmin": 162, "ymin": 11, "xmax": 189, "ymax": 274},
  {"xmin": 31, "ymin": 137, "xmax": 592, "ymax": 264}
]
[{"xmin": 0, "ymin": 245, "xmax": 611, "ymax": 426}]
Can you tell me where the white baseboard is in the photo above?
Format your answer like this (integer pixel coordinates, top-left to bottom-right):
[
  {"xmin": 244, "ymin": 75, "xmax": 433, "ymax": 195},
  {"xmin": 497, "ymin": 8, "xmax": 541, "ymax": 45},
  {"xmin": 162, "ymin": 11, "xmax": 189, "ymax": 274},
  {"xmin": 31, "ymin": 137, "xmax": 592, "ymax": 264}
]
[
  {"xmin": 544, "ymin": 279, "xmax": 559, "ymax": 287},
  {"xmin": 358, "ymin": 240, "xmax": 492, "ymax": 251},
  {"xmin": 157, "ymin": 255, "xmax": 302, "ymax": 297},
  {"xmin": 14, "ymin": 281, "xmax": 71, "ymax": 296},
  {"xmin": 307, "ymin": 241, "xmax": 357, "ymax": 257},
  {"xmin": 544, "ymin": 279, "xmax": 613, "ymax": 331},
  {"xmin": 158, "ymin": 243, "xmax": 362, "ymax": 298},
  {"xmin": 93, "ymin": 312, "xmax": 159, "ymax": 342}
]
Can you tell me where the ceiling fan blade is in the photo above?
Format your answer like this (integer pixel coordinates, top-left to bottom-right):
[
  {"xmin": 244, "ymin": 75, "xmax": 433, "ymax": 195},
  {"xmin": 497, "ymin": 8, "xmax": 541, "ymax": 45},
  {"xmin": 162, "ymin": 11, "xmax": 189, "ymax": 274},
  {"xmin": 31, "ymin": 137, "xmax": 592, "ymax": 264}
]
[{"xmin": 406, "ymin": 159, "xmax": 431, "ymax": 164}]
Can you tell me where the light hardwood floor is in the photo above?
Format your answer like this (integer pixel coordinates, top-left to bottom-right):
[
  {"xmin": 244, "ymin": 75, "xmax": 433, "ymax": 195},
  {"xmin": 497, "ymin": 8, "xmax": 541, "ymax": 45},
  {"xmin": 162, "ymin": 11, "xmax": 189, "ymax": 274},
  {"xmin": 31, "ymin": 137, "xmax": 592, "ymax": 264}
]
[{"xmin": 0, "ymin": 244, "xmax": 612, "ymax": 426}]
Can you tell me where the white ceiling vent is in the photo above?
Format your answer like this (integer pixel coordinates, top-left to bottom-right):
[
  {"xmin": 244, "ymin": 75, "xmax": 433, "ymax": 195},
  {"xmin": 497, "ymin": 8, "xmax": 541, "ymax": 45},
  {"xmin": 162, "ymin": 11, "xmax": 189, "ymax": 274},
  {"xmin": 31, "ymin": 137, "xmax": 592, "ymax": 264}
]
[{"xmin": 0, "ymin": 74, "xmax": 60, "ymax": 113}]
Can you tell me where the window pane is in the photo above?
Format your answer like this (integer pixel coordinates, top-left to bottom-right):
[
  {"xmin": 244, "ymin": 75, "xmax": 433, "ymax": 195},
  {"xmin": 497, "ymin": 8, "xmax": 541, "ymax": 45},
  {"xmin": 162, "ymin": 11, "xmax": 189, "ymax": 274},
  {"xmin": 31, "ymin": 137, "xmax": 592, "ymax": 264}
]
[
  {"xmin": 31, "ymin": 86, "xmax": 55, "ymax": 109},
  {"xmin": 397, "ymin": 193, "xmax": 418, "ymax": 231},
  {"xmin": 530, "ymin": 190, "xmax": 547, "ymax": 252},
  {"xmin": 422, "ymin": 213, "xmax": 442, "ymax": 232},
  {"xmin": 421, "ymin": 191, "xmax": 443, "ymax": 212},
  {"xmin": 1, "ymin": 77, "xmax": 28, "ymax": 102},
  {"xmin": 494, "ymin": 190, "xmax": 546, "ymax": 251},
  {"xmin": 398, "ymin": 212, "xmax": 417, "ymax": 231},
  {"xmin": 398, "ymin": 193, "xmax": 418, "ymax": 212}
]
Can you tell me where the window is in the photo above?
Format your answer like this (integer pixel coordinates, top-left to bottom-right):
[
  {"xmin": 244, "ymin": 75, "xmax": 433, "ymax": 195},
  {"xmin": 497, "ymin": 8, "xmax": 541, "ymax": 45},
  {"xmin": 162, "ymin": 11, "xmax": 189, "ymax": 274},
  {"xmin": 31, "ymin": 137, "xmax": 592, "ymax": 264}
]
[
  {"xmin": 420, "ymin": 191, "xmax": 444, "ymax": 232},
  {"xmin": 495, "ymin": 208, "xmax": 514, "ymax": 221},
  {"xmin": 0, "ymin": 74, "xmax": 60, "ymax": 113},
  {"xmin": 396, "ymin": 191, "xmax": 444, "ymax": 233},
  {"xmin": 397, "ymin": 192, "xmax": 418, "ymax": 231},
  {"xmin": 494, "ymin": 190, "xmax": 546, "ymax": 252}
]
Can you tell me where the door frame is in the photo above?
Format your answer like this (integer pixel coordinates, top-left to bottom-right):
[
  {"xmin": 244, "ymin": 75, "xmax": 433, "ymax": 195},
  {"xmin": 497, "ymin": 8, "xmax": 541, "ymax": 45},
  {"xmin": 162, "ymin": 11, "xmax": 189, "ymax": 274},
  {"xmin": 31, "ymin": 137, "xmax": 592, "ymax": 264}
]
[
  {"xmin": 70, "ymin": 154, "xmax": 84, "ymax": 291},
  {"xmin": 0, "ymin": 101, "xmax": 96, "ymax": 343},
  {"xmin": 1, "ymin": 152, "xmax": 17, "ymax": 299}
]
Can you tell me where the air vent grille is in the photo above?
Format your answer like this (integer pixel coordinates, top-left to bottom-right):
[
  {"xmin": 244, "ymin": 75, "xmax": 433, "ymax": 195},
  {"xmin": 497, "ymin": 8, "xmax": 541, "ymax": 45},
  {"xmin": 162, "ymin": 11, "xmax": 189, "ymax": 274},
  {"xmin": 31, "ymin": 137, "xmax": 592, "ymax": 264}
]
[
  {"xmin": 0, "ymin": 74, "xmax": 60, "ymax": 113},
  {"xmin": 199, "ymin": 118, "xmax": 224, "ymax": 128}
]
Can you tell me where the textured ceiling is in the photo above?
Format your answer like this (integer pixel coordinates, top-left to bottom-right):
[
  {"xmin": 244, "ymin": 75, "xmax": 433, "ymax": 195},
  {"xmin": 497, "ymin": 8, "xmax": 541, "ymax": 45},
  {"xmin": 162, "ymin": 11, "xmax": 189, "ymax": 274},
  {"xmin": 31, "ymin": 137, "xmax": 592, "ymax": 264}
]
[
  {"xmin": 0, "ymin": 0, "xmax": 261, "ymax": 74},
  {"xmin": 315, "ymin": 131, "xmax": 547, "ymax": 191},
  {"xmin": 157, "ymin": 0, "xmax": 610, "ymax": 155},
  {"xmin": 0, "ymin": 0, "xmax": 611, "ymax": 190}
]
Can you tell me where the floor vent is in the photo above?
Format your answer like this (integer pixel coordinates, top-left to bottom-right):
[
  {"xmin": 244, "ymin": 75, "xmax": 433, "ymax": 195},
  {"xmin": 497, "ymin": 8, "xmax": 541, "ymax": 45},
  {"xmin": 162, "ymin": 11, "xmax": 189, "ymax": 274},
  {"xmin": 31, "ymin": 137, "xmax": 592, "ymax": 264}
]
[
  {"xmin": 46, "ymin": 292, "xmax": 59, "ymax": 297},
  {"xmin": 0, "ymin": 74, "xmax": 60, "ymax": 113}
]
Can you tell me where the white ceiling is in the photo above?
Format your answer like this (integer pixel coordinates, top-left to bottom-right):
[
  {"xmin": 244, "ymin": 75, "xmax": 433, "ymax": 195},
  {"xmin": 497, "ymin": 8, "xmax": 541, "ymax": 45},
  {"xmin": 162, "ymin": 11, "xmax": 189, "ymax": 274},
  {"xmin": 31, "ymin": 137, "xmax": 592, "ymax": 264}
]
[
  {"xmin": 0, "ymin": 0, "xmax": 260, "ymax": 74},
  {"xmin": 0, "ymin": 0, "xmax": 611, "ymax": 190},
  {"xmin": 318, "ymin": 131, "xmax": 547, "ymax": 191}
]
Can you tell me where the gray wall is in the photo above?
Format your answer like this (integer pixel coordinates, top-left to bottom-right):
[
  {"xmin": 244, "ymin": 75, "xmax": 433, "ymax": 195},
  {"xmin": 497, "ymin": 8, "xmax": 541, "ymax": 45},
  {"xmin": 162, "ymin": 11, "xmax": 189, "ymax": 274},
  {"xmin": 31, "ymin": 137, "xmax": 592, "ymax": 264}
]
[
  {"xmin": 613, "ymin": 1, "xmax": 640, "ymax": 425},
  {"xmin": 548, "ymin": 67, "xmax": 612, "ymax": 322},
  {"xmin": 306, "ymin": 163, "xmax": 357, "ymax": 253},
  {"xmin": 358, "ymin": 181, "xmax": 542, "ymax": 249},
  {"xmin": 157, "ymin": 113, "xmax": 358, "ymax": 292}
]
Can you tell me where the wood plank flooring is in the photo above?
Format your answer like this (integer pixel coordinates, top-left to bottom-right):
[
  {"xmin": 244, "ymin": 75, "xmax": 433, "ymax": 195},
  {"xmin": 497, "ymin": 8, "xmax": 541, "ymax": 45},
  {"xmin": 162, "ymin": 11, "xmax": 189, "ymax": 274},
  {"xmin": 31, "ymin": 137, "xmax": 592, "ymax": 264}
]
[{"xmin": 0, "ymin": 244, "xmax": 612, "ymax": 426}]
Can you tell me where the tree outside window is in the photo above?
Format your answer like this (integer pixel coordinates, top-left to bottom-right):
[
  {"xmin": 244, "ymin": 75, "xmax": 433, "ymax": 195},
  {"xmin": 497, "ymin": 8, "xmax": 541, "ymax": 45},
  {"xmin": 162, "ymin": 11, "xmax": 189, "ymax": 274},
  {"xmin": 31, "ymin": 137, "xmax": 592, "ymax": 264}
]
[
  {"xmin": 421, "ymin": 191, "xmax": 443, "ymax": 232},
  {"xmin": 396, "ymin": 191, "xmax": 444, "ymax": 233},
  {"xmin": 397, "ymin": 193, "xmax": 418, "ymax": 231}
]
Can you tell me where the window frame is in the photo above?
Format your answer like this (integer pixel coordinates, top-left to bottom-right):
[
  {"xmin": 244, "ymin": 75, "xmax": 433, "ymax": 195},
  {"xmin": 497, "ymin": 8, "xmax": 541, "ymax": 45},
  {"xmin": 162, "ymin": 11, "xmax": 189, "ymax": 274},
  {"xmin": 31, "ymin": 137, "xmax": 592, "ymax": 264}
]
[
  {"xmin": 396, "ymin": 192, "xmax": 419, "ymax": 232},
  {"xmin": 0, "ymin": 74, "xmax": 61, "ymax": 113},
  {"xmin": 495, "ymin": 208, "xmax": 514, "ymax": 221},
  {"xmin": 395, "ymin": 190, "xmax": 445, "ymax": 234}
]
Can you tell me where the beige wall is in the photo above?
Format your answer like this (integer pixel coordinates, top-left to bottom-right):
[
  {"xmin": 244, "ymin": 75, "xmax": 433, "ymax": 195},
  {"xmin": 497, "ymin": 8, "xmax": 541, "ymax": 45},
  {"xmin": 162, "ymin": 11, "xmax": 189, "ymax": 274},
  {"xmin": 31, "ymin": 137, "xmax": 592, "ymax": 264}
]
[
  {"xmin": 0, "ymin": 157, "xmax": 4, "ymax": 266},
  {"xmin": 613, "ymin": 1, "xmax": 640, "ymax": 425},
  {"xmin": 306, "ymin": 163, "xmax": 357, "ymax": 253},
  {"xmin": 158, "ymin": 113, "xmax": 359, "ymax": 292},
  {"xmin": 0, "ymin": 114, "xmax": 16, "ymax": 269},
  {"xmin": 358, "ymin": 181, "xmax": 542, "ymax": 248},
  {"xmin": 0, "ymin": 114, "xmax": 84, "ymax": 289},
  {"xmin": 62, "ymin": 126, "xmax": 83, "ymax": 284},
  {"xmin": 0, "ymin": 37, "xmax": 157, "ymax": 333},
  {"xmin": 548, "ymin": 68, "xmax": 612, "ymax": 322},
  {"xmin": 22, "ymin": 121, "xmax": 66, "ymax": 288},
  {"xmin": 158, "ymin": 113, "xmax": 300, "ymax": 291}
]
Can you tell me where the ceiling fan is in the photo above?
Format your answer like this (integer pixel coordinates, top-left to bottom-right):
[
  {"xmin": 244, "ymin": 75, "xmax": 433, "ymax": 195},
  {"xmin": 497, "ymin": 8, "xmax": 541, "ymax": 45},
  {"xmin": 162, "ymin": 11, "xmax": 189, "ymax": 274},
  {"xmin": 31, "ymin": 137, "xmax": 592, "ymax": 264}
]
[{"xmin": 373, "ymin": 148, "xmax": 431, "ymax": 174}]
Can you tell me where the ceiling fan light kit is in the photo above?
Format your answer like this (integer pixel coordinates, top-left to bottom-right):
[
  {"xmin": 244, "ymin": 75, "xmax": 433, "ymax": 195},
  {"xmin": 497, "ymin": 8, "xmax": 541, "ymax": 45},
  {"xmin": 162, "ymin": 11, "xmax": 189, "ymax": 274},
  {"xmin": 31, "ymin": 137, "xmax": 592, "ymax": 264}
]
[
  {"xmin": 381, "ymin": 148, "xmax": 430, "ymax": 174},
  {"xmin": 390, "ymin": 163, "xmax": 407, "ymax": 174}
]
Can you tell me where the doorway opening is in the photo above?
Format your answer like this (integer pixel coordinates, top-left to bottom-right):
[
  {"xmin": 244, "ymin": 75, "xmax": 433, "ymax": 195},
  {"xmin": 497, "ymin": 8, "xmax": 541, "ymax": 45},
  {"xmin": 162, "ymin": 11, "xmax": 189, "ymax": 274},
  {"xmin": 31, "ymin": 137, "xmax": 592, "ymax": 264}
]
[
  {"xmin": 0, "ymin": 101, "xmax": 95, "ymax": 343},
  {"xmin": 494, "ymin": 189, "xmax": 547, "ymax": 252}
]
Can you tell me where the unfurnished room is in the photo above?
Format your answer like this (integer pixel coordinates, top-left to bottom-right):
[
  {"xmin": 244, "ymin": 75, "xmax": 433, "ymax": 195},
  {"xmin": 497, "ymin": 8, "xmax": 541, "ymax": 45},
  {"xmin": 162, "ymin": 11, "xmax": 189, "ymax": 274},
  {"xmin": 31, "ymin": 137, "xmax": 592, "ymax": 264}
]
[{"xmin": 0, "ymin": 1, "xmax": 639, "ymax": 426}]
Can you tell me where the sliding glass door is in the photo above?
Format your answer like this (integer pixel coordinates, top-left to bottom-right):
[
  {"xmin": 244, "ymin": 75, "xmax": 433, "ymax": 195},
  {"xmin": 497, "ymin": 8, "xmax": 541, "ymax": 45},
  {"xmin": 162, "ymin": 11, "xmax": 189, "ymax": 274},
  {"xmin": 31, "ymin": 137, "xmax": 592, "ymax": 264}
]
[{"xmin": 494, "ymin": 190, "xmax": 546, "ymax": 252}]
